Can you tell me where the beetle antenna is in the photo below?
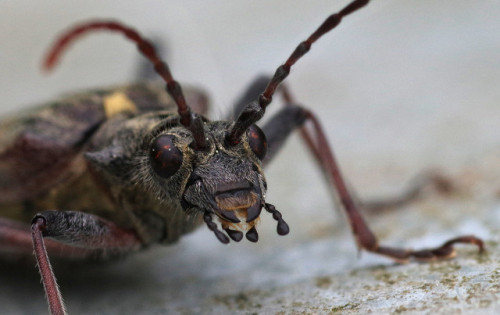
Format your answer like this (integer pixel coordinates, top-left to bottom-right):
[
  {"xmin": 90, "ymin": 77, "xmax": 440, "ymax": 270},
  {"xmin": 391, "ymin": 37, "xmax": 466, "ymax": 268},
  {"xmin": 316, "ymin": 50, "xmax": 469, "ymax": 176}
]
[
  {"xmin": 226, "ymin": 0, "xmax": 370, "ymax": 145},
  {"xmin": 42, "ymin": 20, "xmax": 207, "ymax": 150}
]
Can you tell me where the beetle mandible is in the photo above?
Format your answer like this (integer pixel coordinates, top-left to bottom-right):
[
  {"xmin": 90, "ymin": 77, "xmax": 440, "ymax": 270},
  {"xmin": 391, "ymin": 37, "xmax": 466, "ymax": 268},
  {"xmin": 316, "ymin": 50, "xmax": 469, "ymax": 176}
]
[{"xmin": 0, "ymin": 1, "xmax": 485, "ymax": 314}]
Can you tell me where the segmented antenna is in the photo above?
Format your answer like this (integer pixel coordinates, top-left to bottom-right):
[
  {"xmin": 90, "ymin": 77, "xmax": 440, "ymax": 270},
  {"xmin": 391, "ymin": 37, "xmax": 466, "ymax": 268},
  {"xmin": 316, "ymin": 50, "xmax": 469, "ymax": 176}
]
[
  {"xmin": 43, "ymin": 20, "xmax": 207, "ymax": 150},
  {"xmin": 226, "ymin": 0, "xmax": 370, "ymax": 145}
]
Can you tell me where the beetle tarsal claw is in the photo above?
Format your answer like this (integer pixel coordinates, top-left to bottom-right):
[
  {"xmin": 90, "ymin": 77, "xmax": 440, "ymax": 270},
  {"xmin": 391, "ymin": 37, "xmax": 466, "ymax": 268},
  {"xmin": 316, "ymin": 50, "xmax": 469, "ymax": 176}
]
[{"xmin": 264, "ymin": 203, "xmax": 290, "ymax": 236}]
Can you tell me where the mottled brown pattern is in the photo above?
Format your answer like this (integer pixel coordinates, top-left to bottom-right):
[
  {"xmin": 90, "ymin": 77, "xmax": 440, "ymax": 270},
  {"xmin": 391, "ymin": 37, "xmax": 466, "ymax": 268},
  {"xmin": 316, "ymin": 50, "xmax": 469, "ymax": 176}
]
[{"xmin": 0, "ymin": 83, "xmax": 207, "ymax": 240}]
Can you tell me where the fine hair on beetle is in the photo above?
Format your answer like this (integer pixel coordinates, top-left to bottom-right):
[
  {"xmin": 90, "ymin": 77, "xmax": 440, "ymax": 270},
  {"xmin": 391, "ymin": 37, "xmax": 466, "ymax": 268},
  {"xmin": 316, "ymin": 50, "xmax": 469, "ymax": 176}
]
[
  {"xmin": 22, "ymin": 1, "xmax": 485, "ymax": 313},
  {"xmin": 43, "ymin": 1, "xmax": 373, "ymax": 244}
]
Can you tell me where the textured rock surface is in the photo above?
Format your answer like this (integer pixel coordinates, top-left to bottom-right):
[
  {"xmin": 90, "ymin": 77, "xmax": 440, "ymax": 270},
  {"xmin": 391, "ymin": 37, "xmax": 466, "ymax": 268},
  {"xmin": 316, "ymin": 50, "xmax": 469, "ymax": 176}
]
[{"xmin": 1, "ymin": 166, "xmax": 498, "ymax": 314}]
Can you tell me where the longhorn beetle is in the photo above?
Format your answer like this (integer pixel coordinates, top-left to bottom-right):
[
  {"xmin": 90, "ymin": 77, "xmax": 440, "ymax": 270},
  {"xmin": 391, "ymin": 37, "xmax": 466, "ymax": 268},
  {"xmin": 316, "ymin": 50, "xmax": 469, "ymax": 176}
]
[{"xmin": 0, "ymin": 1, "xmax": 485, "ymax": 314}]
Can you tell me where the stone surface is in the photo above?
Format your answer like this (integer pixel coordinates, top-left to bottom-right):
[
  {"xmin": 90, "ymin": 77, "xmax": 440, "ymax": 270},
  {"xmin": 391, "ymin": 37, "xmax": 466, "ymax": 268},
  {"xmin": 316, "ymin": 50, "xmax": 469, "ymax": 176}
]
[
  {"xmin": 0, "ymin": 1, "xmax": 499, "ymax": 314},
  {"xmin": 2, "ymin": 166, "xmax": 499, "ymax": 314}
]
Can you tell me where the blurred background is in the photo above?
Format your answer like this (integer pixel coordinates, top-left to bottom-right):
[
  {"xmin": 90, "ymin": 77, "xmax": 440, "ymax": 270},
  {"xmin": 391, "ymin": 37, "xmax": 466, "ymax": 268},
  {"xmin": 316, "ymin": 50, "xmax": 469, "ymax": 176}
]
[{"xmin": 0, "ymin": 0, "xmax": 499, "ymax": 313}]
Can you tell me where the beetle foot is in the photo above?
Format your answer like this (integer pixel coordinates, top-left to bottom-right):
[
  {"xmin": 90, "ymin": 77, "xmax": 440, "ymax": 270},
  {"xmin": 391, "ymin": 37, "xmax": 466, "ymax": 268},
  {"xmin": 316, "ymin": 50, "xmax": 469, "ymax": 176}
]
[{"xmin": 374, "ymin": 235, "xmax": 485, "ymax": 263}]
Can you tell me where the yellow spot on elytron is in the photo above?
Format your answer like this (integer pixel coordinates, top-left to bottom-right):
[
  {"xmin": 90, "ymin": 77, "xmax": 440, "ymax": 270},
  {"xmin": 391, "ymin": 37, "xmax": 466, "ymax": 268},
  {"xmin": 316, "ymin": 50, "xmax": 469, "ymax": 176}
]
[{"xmin": 103, "ymin": 92, "xmax": 138, "ymax": 118}]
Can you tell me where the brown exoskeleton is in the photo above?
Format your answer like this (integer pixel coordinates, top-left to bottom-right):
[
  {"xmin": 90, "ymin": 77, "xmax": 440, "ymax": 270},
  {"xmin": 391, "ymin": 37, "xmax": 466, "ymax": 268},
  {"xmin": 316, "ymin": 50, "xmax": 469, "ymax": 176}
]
[{"xmin": 0, "ymin": 1, "xmax": 485, "ymax": 314}]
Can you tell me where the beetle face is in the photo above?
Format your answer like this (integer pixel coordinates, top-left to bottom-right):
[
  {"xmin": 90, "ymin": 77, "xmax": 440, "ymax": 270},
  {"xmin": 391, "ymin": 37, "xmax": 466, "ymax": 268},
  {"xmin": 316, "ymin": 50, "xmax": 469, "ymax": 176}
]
[
  {"xmin": 182, "ymin": 144, "xmax": 267, "ymax": 233},
  {"xmin": 149, "ymin": 120, "xmax": 270, "ymax": 241}
]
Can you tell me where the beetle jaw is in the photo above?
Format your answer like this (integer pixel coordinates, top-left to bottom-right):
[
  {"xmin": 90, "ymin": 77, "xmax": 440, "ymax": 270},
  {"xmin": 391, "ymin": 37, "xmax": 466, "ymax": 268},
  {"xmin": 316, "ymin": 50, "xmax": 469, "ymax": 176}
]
[
  {"xmin": 207, "ymin": 197, "xmax": 289, "ymax": 244},
  {"xmin": 183, "ymin": 178, "xmax": 266, "ymax": 242},
  {"xmin": 214, "ymin": 189, "xmax": 262, "ymax": 223},
  {"xmin": 181, "ymin": 171, "xmax": 290, "ymax": 243},
  {"xmin": 206, "ymin": 198, "xmax": 264, "ymax": 243},
  {"xmin": 213, "ymin": 191, "xmax": 264, "ymax": 242}
]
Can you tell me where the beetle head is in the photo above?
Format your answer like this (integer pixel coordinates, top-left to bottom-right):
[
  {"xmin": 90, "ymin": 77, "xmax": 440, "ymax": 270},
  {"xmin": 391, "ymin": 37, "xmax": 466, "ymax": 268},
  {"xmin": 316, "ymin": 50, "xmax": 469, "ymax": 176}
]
[{"xmin": 149, "ymin": 119, "xmax": 288, "ymax": 243}]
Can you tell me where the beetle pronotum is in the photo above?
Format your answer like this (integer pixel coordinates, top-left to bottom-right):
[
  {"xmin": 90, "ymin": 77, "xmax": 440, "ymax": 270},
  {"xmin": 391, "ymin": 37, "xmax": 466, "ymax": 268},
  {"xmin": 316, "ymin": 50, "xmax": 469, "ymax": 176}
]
[{"xmin": 0, "ymin": 1, "xmax": 487, "ymax": 314}]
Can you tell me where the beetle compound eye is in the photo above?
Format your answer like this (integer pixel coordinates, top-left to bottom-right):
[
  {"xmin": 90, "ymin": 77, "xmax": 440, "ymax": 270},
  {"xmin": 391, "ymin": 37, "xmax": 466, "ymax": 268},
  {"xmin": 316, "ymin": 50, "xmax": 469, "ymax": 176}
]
[
  {"xmin": 247, "ymin": 124, "xmax": 267, "ymax": 160},
  {"xmin": 150, "ymin": 135, "xmax": 183, "ymax": 178}
]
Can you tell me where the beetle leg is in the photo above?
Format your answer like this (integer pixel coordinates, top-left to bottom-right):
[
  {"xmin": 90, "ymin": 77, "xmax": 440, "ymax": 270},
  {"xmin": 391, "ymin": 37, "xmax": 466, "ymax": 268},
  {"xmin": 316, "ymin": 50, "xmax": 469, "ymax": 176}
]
[
  {"xmin": 31, "ymin": 210, "xmax": 142, "ymax": 315},
  {"xmin": 0, "ymin": 217, "xmax": 93, "ymax": 258},
  {"xmin": 32, "ymin": 217, "xmax": 66, "ymax": 315},
  {"xmin": 260, "ymin": 101, "xmax": 484, "ymax": 262},
  {"xmin": 1, "ymin": 218, "xmax": 45, "ymax": 255},
  {"xmin": 31, "ymin": 210, "xmax": 142, "ymax": 254},
  {"xmin": 279, "ymin": 86, "xmax": 457, "ymax": 212},
  {"xmin": 306, "ymin": 109, "xmax": 484, "ymax": 262},
  {"xmin": 261, "ymin": 105, "xmax": 307, "ymax": 166},
  {"xmin": 360, "ymin": 170, "xmax": 456, "ymax": 212}
]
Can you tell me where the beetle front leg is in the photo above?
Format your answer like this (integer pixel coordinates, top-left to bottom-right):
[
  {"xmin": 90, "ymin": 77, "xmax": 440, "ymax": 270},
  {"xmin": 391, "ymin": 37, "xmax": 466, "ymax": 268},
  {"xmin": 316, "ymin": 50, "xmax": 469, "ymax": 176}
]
[
  {"xmin": 31, "ymin": 210, "xmax": 142, "ymax": 315},
  {"xmin": 0, "ymin": 217, "xmax": 96, "ymax": 258},
  {"xmin": 261, "ymin": 103, "xmax": 484, "ymax": 263}
]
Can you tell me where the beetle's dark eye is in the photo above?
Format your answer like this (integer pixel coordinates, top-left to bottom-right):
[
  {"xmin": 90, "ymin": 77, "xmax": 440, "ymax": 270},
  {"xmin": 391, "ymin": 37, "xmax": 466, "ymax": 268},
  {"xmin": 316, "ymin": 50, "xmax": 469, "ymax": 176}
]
[
  {"xmin": 247, "ymin": 124, "xmax": 267, "ymax": 160},
  {"xmin": 150, "ymin": 135, "xmax": 183, "ymax": 178}
]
